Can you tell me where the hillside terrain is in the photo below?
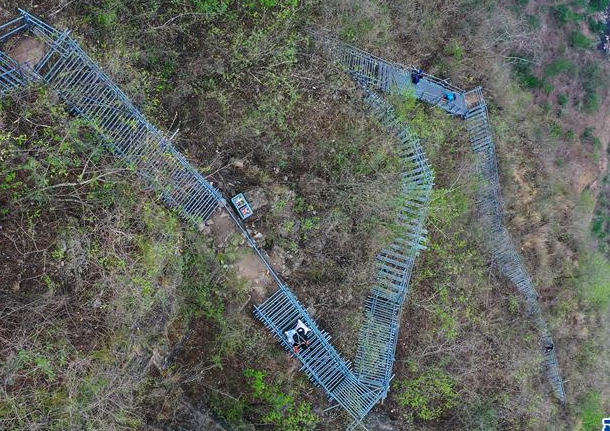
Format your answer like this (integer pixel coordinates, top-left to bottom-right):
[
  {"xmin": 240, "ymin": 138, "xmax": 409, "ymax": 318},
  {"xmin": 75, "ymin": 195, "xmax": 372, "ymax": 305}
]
[{"xmin": 1, "ymin": 1, "xmax": 610, "ymax": 431}]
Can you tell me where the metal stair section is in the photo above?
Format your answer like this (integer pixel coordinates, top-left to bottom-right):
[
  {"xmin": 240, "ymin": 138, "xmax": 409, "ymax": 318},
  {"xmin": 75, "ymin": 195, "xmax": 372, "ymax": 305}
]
[
  {"xmin": 465, "ymin": 91, "xmax": 566, "ymax": 405},
  {"xmin": 310, "ymin": 31, "xmax": 468, "ymax": 117},
  {"xmin": 353, "ymin": 90, "xmax": 433, "ymax": 391},
  {"xmin": 0, "ymin": 16, "xmax": 32, "ymax": 96},
  {"xmin": 253, "ymin": 86, "xmax": 435, "ymax": 428},
  {"xmin": 0, "ymin": 50, "xmax": 28, "ymax": 96},
  {"xmin": 315, "ymin": 34, "xmax": 567, "ymax": 407},
  {"xmin": 0, "ymin": 10, "xmax": 224, "ymax": 224},
  {"xmin": 0, "ymin": 8, "xmax": 568, "ymax": 425},
  {"xmin": 254, "ymin": 286, "xmax": 385, "ymax": 423}
]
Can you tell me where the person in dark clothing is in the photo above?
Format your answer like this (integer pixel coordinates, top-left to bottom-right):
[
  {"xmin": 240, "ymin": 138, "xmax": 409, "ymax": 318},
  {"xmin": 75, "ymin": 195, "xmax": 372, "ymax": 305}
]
[
  {"xmin": 544, "ymin": 342, "xmax": 554, "ymax": 353},
  {"xmin": 285, "ymin": 319, "xmax": 312, "ymax": 354},
  {"xmin": 292, "ymin": 327, "xmax": 310, "ymax": 354},
  {"xmin": 411, "ymin": 69, "xmax": 423, "ymax": 84}
]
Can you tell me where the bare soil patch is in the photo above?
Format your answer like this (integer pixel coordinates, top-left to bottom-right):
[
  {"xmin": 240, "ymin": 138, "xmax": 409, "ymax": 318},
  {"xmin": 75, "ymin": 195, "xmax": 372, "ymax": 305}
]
[{"xmin": 6, "ymin": 35, "xmax": 47, "ymax": 69}]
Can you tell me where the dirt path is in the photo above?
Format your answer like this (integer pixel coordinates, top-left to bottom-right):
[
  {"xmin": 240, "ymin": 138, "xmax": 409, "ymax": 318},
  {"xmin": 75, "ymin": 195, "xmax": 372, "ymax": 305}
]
[
  {"xmin": 205, "ymin": 209, "xmax": 275, "ymax": 302},
  {"xmin": 5, "ymin": 35, "xmax": 46, "ymax": 70}
]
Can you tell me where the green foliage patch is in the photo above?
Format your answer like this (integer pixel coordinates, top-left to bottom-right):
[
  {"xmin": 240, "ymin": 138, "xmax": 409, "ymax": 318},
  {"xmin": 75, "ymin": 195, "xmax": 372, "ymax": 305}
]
[
  {"xmin": 580, "ymin": 62, "xmax": 606, "ymax": 113},
  {"xmin": 570, "ymin": 31, "xmax": 593, "ymax": 49},
  {"xmin": 578, "ymin": 391, "xmax": 605, "ymax": 430},
  {"xmin": 244, "ymin": 369, "xmax": 318, "ymax": 431},
  {"xmin": 552, "ymin": 5, "xmax": 584, "ymax": 24},
  {"xmin": 544, "ymin": 57, "xmax": 576, "ymax": 78},
  {"xmin": 394, "ymin": 368, "xmax": 458, "ymax": 420},
  {"xmin": 574, "ymin": 251, "xmax": 610, "ymax": 310},
  {"xmin": 511, "ymin": 59, "xmax": 545, "ymax": 90}
]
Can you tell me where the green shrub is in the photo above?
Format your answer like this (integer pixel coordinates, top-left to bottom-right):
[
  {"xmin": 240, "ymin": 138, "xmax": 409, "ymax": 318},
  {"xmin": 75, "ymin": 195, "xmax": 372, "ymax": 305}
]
[
  {"xmin": 526, "ymin": 14, "xmax": 541, "ymax": 30},
  {"xmin": 94, "ymin": 0, "xmax": 122, "ymax": 30},
  {"xmin": 247, "ymin": 0, "xmax": 298, "ymax": 9},
  {"xmin": 588, "ymin": 17, "xmax": 606, "ymax": 33},
  {"xmin": 444, "ymin": 40, "xmax": 465, "ymax": 61},
  {"xmin": 552, "ymin": 5, "xmax": 583, "ymax": 24},
  {"xmin": 588, "ymin": 0, "xmax": 610, "ymax": 12},
  {"xmin": 578, "ymin": 392, "xmax": 605, "ymax": 430},
  {"xmin": 512, "ymin": 60, "xmax": 545, "ymax": 89},
  {"xmin": 570, "ymin": 31, "xmax": 593, "ymax": 49},
  {"xmin": 582, "ymin": 126, "xmax": 595, "ymax": 141},
  {"xmin": 550, "ymin": 122, "xmax": 563, "ymax": 138},
  {"xmin": 544, "ymin": 58, "xmax": 576, "ymax": 77},
  {"xmin": 576, "ymin": 251, "xmax": 610, "ymax": 309},
  {"xmin": 208, "ymin": 394, "xmax": 248, "ymax": 426},
  {"xmin": 557, "ymin": 93, "xmax": 569, "ymax": 106},
  {"xmin": 580, "ymin": 62, "xmax": 606, "ymax": 113},
  {"xmin": 244, "ymin": 369, "xmax": 318, "ymax": 431},
  {"xmin": 591, "ymin": 214, "xmax": 609, "ymax": 240},
  {"xmin": 394, "ymin": 368, "xmax": 458, "ymax": 420},
  {"xmin": 583, "ymin": 92, "xmax": 601, "ymax": 113},
  {"xmin": 191, "ymin": 0, "xmax": 232, "ymax": 15}
]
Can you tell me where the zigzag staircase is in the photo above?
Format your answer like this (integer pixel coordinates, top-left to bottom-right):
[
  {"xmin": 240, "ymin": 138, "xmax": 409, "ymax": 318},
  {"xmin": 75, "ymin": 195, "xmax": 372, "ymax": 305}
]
[
  {"xmin": 0, "ymin": 10, "xmax": 565, "ymax": 430},
  {"xmin": 253, "ymin": 88, "xmax": 434, "ymax": 425},
  {"xmin": 313, "ymin": 32, "xmax": 565, "ymax": 405}
]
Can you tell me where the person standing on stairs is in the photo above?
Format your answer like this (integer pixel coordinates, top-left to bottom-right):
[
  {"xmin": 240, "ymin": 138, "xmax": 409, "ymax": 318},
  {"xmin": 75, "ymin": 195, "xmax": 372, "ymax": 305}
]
[{"xmin": 411, "ymin": 69, "xmax": 424, "ymax": 84}]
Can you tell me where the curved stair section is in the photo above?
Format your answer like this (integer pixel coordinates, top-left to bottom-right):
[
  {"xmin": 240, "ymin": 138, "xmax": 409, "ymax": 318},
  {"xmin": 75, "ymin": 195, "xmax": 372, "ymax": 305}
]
[
  {"xmin": 317, "ymin": 34, "xmax": 566, "ymax": 406},
  {"xmin": 353, "ymin": 91, "xmax": 433, "ymax": 391},
  {"xmin": 255, "ymin": 89, "xmax": 435, "ymax": 425},
  {"xmin": 1, "ymin": 11, "xmax": 405, "ymax": 428}
]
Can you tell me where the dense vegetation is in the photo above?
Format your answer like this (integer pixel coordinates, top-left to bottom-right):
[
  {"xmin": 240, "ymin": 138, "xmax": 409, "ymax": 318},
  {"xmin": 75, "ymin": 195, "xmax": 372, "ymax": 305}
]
[{"xmin": 1, "ymin": 1, "xmax": 609, "ymax": 430}]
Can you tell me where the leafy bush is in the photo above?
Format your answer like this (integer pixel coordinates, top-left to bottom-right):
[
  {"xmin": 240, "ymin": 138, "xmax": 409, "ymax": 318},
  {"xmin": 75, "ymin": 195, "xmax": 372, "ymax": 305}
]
[
  {"xmin": 394, "ymin": 368, "xmax": 458, "ymax": 420},
  {"xmin": 444, "ymin": 40, "xmax": 465, "ymax": 61},
  {"xmin": 544, "ymin": 58, "xmax": 576, "ymax": 78},
  {"xmin": 244, "ymin": 369, "xmax": 318, "ymax": 431},
  {"xmin": 576, "ymin": 251, "xmax": 610, "ymax": 309},
  {"xmin": 526, "ymin": 14, "xmax": 541, "ymax": 30},
  {"xmin": 552, "ymin": 5, "xmax": 583, "ymax": 24},
  {"xmin": 580, "ymin": 62, "xmax": 606, "ymax": 113},
  {"xmin": 583, "ymin": 92, "xmax": 601, "ymax": 113},
  {"xmin": 578, "ymin": 391, "xmax": 605, "ymax": 430},
  {"xmin": 190, "ymin": 0, "xmax": 297, "ymax": 17},
  {"xmin": 582, "ymin": 127, "xmax": 596, "ymax": 141},
  {"xmin": 511, "ymin": 60, "xmax": 545, "ymax": 89},
  {"xmin": 191, "ymin": 0, "xmax": 232, "ymax": 15},
  {"xmin": 93, "ymin": 0, "xmax": 123, "ymax": 31},
  {"xmin": 570, "ymin": 31, "xmax": 592, "ymax": 49},
  {"xmin": 588, "ymin": 17, "xmax": 606, "ymax": 33},
  {"xmin": 588, "ymin": 0, "xmax": 610, "ymax": 12}
]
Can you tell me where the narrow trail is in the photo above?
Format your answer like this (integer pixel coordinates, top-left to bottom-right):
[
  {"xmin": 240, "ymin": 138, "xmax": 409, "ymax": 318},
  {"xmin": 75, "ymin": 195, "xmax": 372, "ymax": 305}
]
[{"xmin": 0, "ymin": 10, "xmax": 566, "ymax": 430}]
